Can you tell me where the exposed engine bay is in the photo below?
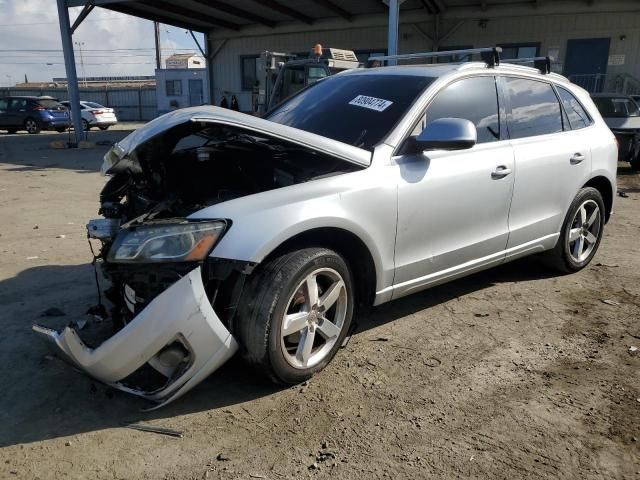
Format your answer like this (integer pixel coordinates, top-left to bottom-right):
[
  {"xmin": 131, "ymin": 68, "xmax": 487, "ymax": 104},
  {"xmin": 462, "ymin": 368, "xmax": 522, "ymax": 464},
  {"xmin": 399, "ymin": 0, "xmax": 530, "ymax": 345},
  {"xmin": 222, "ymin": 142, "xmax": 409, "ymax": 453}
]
[{"xmin": 98, "ymin": 122, "xmax": 360, "ymax": 227}]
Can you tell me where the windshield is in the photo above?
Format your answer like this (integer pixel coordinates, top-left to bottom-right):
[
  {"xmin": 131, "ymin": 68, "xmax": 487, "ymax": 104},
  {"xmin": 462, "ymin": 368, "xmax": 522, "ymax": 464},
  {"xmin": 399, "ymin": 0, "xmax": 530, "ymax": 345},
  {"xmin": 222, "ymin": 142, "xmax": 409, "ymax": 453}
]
[
  {"xmin": 266, "ymin": 73, "xmax": 434, "ymax": 151},
  {"xmin": 593, "ymin": 96, "xmax": 640, "ymax": 118}
]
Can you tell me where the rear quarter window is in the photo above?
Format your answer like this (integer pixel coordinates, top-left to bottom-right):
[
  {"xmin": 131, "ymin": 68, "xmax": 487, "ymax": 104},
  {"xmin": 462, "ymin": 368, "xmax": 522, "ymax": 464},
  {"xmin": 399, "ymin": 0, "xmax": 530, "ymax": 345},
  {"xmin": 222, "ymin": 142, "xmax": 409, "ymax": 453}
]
[
  {"xmin": 504, "ymin": 77, "xmax": 563, "ymax": 139},
  {"xmin": 557, "ymin": 87, "xmax": 591, "ymax": 129}
]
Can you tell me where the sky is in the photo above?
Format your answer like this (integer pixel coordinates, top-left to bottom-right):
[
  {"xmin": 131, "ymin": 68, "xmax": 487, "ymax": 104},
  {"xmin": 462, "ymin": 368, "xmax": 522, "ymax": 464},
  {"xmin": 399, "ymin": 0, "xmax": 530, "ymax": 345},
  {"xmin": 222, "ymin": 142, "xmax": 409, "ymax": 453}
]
[{"xmin": 0, "ymin": 0, "xmax": 205, "ymax": 85}]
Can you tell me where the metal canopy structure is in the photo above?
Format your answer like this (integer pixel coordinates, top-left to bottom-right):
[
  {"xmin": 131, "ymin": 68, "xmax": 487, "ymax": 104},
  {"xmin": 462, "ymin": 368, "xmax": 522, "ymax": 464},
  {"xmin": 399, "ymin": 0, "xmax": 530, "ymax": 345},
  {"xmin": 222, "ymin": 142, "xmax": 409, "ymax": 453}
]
[{"xmin": 57, "ymin": 0, "xmax": 639, "ymax": 143}]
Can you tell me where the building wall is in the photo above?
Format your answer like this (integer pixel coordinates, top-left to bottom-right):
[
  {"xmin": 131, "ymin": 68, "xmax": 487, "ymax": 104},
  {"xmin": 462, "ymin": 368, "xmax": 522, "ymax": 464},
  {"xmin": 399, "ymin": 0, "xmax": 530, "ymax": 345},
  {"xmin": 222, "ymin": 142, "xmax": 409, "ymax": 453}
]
[
  {"xmin": 209, "ymin": 10, "xmax": 640, "ymax": 111},
  {"xmin": 155, "ymin": 68, "xmax": 210, "ymax": 115}
]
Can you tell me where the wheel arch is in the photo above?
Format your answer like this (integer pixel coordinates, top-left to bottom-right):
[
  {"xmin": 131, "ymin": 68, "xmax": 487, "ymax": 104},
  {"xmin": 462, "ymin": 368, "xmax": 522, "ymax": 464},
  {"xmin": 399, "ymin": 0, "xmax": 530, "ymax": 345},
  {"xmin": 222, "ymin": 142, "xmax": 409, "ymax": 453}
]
[
  {"xmin": 263, "ymin": 227, "xmax": 378, "ymax": 311},
  {"xmin": 583, "ymin": 175, "xmax": 614, "ymax": 222}
]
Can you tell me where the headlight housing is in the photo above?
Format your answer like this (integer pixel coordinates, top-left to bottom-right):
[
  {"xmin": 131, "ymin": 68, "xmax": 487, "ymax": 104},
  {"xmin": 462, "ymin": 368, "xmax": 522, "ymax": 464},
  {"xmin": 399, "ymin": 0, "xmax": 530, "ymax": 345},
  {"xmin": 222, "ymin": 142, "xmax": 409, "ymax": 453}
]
[{"xmin": 107, "ymin": 221, "xmax": 226, "ymax": 263}]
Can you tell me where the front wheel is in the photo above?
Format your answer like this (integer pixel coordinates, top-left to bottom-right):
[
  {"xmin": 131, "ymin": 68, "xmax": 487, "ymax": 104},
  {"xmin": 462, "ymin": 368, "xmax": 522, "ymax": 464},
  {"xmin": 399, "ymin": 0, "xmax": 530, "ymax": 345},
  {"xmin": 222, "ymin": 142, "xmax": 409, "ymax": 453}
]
[
  {"xmin": 236, "ymin": 248, "xmax": 354, "ymax": 385},
  {"xmin": 82, "ymin": 119, "xmax": 90, "ymax": 131},
  {"xmin": 544, "ymin": 187, "xmax": 605, "ymax": 272}
]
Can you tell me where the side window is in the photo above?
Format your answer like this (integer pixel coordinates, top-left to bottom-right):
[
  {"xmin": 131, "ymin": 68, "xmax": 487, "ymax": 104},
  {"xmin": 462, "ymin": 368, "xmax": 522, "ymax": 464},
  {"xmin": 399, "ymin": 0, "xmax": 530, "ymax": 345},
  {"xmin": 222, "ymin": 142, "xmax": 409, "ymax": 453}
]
[
  {"xmin": 0, "ymin": 98, "xmax": 8, "ymax": 112},
  {"xmin": 423, "ymin": 76, "xmax": 500, "ymax": 144},
  {"xmin": 505, "ymin": 77, "xmax": 563, "ymax": 139},
  {"xmin": 9, "ymin": 99, "xmax": 27, "ymax": 111},
  {"xmin": 557, "ymin": 87, "xmax": 591, "ymax": 129}
]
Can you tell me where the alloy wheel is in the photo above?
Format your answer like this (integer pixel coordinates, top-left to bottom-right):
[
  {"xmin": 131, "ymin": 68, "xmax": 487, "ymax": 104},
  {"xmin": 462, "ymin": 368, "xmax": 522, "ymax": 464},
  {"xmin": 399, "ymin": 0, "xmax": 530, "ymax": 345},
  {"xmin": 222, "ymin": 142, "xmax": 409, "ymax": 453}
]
[
  {"xmin": 280, "ymin": 267, "xmax": 348, "ymax": 369},
  {"xmin": 567, "ymin": 199, "xmax": 601, "ymax": 263},
  {"xmin": 25, "ymin": 119, "xmax": 38, "ymax": 134}
]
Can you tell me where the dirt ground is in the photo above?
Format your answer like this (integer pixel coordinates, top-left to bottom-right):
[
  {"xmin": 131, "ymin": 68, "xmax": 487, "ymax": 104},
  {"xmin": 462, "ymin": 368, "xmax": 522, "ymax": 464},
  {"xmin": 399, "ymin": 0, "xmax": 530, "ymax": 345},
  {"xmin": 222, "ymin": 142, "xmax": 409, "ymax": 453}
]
[{"xmin": 0, "ymin": 126, "xmax": 638, "ymax": 480}]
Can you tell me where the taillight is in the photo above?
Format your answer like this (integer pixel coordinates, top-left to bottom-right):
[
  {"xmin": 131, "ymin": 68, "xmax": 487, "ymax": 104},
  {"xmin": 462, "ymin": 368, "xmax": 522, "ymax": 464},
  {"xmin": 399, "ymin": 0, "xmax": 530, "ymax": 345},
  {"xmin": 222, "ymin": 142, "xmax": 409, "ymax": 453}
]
[
  {"xmin": 33, "ymin": 105, "xmax": 45, "ymax": 111},
  {"xmin": 92, "ymin": 110, "xmax": 104, "ymax": 115}
]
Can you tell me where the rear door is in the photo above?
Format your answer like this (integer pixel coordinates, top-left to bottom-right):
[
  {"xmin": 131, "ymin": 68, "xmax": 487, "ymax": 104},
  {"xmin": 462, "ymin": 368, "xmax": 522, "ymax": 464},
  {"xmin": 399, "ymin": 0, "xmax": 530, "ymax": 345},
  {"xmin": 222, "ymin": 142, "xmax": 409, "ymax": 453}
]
[
  {"xmin": 502, "ymin": 76, "xmax": 592, "ymax": 256},
  {"xmin": 7, "ymin": 98, "xmax": 27, "ymax": 127}
]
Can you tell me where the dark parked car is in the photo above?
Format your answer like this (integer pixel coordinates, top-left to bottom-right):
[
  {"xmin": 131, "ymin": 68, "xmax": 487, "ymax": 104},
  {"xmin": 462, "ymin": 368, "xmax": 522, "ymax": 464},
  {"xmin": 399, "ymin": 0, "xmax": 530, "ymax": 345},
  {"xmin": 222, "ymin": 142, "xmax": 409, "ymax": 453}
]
[
  {"xmin": 0, "ymin": 96, "xmax": 71, "ymax": 134},
  {"xmin": 591, "ymin": 93, "xmax": 640, "ymax": 169}
]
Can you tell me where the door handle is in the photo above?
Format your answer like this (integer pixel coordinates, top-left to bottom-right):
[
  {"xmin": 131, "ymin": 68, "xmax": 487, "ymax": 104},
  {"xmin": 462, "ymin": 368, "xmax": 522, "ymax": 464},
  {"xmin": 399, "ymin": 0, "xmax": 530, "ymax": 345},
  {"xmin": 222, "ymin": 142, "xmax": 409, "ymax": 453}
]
[
  {"xmin": 491, "ymin": 165, "xmax": 512, "ymax": 179},
  {"xmin": 570, "ymin": 153, "xmax": 585, "ymax": 165}
]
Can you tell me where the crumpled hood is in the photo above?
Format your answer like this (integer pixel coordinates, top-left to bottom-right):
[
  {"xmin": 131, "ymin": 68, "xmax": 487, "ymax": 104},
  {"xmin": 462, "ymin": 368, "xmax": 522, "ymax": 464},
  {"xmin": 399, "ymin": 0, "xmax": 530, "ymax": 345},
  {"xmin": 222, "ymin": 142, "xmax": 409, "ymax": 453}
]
[
  {"xmin": 603, "ymin": 116, "xmax": 640, "ymax": 131},
  {"xmin": 111, "ymin": 106, "xmax": 371, "ymax": 167}
]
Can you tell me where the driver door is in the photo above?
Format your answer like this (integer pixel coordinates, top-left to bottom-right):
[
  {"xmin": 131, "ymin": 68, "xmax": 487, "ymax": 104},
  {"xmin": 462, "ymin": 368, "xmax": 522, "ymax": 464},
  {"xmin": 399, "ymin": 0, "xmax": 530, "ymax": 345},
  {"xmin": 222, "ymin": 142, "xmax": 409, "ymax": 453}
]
[{"xmin": 392, "ymin": 75, "xmax": 515, "ymax": 299}]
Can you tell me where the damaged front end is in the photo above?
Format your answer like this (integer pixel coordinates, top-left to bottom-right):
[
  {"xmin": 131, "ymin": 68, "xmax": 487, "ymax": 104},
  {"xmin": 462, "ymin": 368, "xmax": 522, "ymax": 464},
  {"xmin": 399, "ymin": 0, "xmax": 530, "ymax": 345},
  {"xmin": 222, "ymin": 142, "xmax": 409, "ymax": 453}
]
[{"xmin": 33, "ymin": 107, "xmax": 367, "ymax": 407}]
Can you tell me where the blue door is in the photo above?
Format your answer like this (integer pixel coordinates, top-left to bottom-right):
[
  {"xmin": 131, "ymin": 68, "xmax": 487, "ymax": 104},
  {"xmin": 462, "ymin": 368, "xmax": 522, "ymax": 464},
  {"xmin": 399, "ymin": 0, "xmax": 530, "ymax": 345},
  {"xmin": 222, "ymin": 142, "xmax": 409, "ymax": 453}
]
[
  {"xmin": 188, "ymin": 79, "xmax": 204, "ymax": 106},
  {"xmin": 564, "ymin": 38, "xmax": 610, "ymax": 92}
]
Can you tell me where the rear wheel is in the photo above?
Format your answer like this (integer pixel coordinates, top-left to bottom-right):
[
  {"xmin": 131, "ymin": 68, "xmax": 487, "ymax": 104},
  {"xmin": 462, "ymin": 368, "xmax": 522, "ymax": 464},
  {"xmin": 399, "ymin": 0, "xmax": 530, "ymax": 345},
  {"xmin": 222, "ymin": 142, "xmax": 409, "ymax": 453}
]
[
  {"xmin": 24, "ymin": 118, "xmax": 40, "ymax": 134},
  {"xmin": 82, "ymin": 119, "xmax": 90, "ymax": 131},
  {"xmin": 544, "ymin": 187, "xmax": 605, "ymax": 272},
  {"xmin": 236, "ymin": 248, "xmax": 354, "ymax": 384}
]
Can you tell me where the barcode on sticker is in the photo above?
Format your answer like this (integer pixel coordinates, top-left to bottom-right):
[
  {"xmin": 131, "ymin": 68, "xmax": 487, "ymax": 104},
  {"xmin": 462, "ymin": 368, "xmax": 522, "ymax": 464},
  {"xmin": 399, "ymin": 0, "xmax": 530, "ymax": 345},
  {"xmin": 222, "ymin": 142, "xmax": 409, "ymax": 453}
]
[{"xmin": 348, "ymin": 95, "xmax": 393, "ymax": 112}]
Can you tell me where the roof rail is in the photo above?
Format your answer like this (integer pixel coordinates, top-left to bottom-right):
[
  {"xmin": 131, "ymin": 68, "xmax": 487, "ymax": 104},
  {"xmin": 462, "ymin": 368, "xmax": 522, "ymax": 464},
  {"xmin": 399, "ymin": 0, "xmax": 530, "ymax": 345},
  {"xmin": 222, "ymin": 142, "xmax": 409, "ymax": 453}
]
[
  {"xmin": 503, "ymin": 56, "xmax": 552, "ymax": 74},
  {"xmin": 371, "ymin": 47, "xmax": 503, "ymax": 67}
]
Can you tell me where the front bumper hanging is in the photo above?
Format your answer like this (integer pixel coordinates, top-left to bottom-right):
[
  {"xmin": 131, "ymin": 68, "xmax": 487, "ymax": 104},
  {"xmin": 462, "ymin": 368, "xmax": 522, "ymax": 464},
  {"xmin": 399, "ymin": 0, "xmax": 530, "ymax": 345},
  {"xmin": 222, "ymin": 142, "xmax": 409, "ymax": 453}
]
[{"xmin": 33, "ymin": 267, "xmax": 238, "ymax": 409}]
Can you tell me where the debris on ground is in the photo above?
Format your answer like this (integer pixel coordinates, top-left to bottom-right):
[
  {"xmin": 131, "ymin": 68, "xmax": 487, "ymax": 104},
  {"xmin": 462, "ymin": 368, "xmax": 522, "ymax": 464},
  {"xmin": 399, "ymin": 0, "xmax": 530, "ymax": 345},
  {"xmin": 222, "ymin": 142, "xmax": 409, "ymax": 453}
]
[
  {"xmin": 56, "ymin": 234, "xmax": 66, "ymax": 239},
  {"xmin": 33, "ymin": 225, "xmax": 38, "ymax": 229},
  {"xmin": 601, "ymin": 299, "xmax": 621, "ymax": 306},
  {"xmin": 629, "ymin": 346, "xmax": 638, "ymax": 353},
  {"xmin": 216, "ymin": 453, "xmax": 230, "ymax": 462},
  {"xmin": 595, "ymin": 262, "xmax": 619, "ymax": 267},
  {"xmin": 369, "ymin": 336, "xmax": 390, "ymax": 342},
  {"xmin": 473, "ymin": 313, "xmax": 490, "ymax": 317},
  {"xmin": 26, "ymin": 256, "xmax": 39, "ymax": 260},
  {"xmin": 617, "ymin": 190, "xmax": 629, "ymax": 198},
  {"xmin": 126, "ymin": 423, "xmax": 183, "ymax": 438},
  {"xmin": 40, "ymin": 307, "xmax": 66, "ymax": 317}
]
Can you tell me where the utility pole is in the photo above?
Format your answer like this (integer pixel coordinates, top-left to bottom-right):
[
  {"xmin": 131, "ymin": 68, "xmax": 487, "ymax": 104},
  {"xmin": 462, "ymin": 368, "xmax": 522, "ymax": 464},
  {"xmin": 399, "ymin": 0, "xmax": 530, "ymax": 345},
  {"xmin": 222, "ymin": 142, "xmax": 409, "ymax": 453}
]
[
  {"xmin": 154, "ymin": 22, "xmax": 162, "ymax": 70},
  {"xmin": 75, "ymin": 41, "xmax": 87, "ymax": 87}
]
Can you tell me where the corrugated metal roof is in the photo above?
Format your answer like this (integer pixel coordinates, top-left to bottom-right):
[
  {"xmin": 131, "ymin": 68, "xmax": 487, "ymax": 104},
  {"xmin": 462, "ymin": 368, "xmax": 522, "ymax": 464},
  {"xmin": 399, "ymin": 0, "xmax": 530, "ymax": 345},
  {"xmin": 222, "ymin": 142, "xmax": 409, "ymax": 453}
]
[{"xmin": 76, "ymin": 0, "xmax": 631, "ymax": 33}]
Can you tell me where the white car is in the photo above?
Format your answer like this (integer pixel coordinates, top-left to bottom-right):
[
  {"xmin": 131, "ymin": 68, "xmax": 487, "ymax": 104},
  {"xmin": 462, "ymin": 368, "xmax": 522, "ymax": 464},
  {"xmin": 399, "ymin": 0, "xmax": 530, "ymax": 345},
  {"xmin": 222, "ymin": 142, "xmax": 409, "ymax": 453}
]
[{"xmin": 61, "ymin": 101, "xmax": 118, "ymax": 130}]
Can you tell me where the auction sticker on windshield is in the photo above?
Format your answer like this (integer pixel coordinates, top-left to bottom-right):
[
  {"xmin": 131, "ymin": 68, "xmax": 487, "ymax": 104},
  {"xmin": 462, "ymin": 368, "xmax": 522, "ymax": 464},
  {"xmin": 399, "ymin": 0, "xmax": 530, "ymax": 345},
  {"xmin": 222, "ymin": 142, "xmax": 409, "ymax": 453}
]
[{"xmin": 349, "ymin": 95, "xmax": 393, "ymax": 112}]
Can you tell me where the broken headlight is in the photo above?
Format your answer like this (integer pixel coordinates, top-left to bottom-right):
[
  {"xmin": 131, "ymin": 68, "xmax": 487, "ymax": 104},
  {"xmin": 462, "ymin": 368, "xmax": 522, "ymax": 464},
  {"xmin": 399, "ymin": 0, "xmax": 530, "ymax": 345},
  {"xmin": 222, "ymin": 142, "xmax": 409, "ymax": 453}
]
[{"xmin": 108, "ymin": 221, "xmax": 226, "ymax": 263}]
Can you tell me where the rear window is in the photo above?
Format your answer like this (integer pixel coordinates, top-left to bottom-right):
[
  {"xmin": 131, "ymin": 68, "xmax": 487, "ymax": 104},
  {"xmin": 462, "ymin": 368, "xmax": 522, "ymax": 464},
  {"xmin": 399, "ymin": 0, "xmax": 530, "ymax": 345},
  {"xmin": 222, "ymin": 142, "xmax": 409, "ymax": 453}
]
[
  {"xmin": 266, "ymin": 74, "xmax": 434, "ymax": 151},
  {"xmin": 37, "ymin": 99, "xmax": 64, "ymax": 109},
  {"xmin": 84, "ymin": 102, "xmax": 104, "ymax": 109},
  {"xmin": 557, "ymin": 87, "xmax": 591, "ymax": 129},
  {"xmin": 593, "ymin": 96, "xmax": 639, "ymax": 118},
  {"xmin": 504, "ymin": 77, "xmax": 563, "ymax": 139}
]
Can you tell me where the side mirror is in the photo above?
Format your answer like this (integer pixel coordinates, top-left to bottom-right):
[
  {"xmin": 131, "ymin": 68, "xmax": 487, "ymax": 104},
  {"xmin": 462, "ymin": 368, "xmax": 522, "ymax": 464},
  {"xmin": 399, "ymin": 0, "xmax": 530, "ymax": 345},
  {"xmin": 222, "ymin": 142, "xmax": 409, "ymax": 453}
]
[{"xmin": 406, "ymin": 118, "xmax": 477, "ymax": 153}]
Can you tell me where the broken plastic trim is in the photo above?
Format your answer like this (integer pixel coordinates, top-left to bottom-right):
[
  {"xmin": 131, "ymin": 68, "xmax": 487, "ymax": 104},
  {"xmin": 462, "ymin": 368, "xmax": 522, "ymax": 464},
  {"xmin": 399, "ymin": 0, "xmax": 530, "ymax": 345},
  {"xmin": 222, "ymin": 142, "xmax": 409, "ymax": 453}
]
[{"xmin": 33, "ymin": 267, "xmax": 238, "ymax": 409}]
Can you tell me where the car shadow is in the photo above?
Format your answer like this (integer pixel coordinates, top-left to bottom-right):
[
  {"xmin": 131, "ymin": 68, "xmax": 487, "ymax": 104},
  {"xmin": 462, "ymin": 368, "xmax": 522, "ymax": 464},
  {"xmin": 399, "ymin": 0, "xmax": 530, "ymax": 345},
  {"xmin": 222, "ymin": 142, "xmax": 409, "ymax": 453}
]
[{"xmin": 0, "ymin": 256, "xmax": 558, "ymax": 447}]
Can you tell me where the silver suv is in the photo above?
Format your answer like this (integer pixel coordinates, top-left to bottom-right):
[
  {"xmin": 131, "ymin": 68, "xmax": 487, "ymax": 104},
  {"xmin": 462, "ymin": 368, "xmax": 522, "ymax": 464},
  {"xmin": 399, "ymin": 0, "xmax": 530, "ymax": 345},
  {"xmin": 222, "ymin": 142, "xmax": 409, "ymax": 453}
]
[{"xmin": 35, "ymin": 52, "xmax": 617, "ymax": 408}]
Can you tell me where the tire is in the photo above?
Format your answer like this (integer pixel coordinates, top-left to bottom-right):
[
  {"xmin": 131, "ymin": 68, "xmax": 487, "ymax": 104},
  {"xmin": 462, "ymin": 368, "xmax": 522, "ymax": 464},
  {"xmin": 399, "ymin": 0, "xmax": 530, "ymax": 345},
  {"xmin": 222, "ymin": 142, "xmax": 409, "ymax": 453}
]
[
  {"xmin": 24, "ymin": 118, "xmax": 41, "ymax": 134},
  {"xmin": 82, "ymin": 119, "xmax": 90, "ymax": 131},
  {"xmin": 544, "ymin": 187, "xmax": 605, "ymax": 273},
  {"xmin": 99, "ymin": 125, "xmax": 109, "ymax": 131},
  {"xmin": 235, "ymin": 247, "xmax": 355, "ymax": 385}
]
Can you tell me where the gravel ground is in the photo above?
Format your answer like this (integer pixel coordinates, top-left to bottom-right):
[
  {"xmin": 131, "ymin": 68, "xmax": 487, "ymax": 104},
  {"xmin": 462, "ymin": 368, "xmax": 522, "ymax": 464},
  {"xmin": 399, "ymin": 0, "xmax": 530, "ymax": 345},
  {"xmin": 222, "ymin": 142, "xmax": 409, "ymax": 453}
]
[{"xmin": 0, "ymin": 128, "xmax": 638, "ymax": 479}]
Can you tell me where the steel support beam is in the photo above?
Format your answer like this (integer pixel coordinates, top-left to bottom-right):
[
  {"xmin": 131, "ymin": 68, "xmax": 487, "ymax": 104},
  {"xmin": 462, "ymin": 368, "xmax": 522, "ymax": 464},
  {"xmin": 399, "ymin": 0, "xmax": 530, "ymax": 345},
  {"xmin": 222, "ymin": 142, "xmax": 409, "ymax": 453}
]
[
  {"xmin": 70, "ymin": 2, "xmax": 95, "ymax": 34},
  {"xmin": 386, "ymin": 0, "xmax": 402, "ymax": 65},
  {"xmin": 56, "ymin": 0, "xmax": 85, "ymax": 144}
]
